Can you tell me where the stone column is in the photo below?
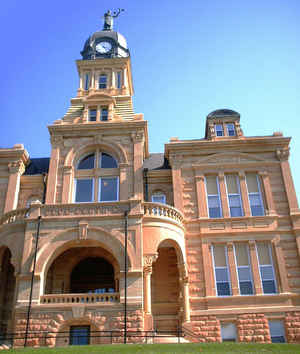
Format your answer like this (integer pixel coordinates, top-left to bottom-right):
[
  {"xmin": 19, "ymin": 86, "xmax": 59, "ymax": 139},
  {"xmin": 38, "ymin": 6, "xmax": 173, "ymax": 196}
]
[
  {"xmin": 46, "ymin": 136, "xmax": 62, "ymax": 204},
  {"xmin": 178, "ymin": 263, "xmax": 190, "ymax": 322},
  {"xmin": 195, "ymin": 174, "xmax": 208, "ymax": 218},
  {"xmin": 259, "ymin": 171, "xmax": 276, "ymax": 215},
  {"xmin": 239, "ymin": 171, "xmax": 251, "ymax": 217},
  {"xmin": 202, "ymin": 241, "xmax": 216, "ymax": 296},
  {"xmin": 62, "ymin": 166, "xmax": 73, "ymax": 203},
  {"xmin": 218, "ymin": 173, "xmax": 230, "ymax": 218},
  {"xmin": 277, "ymin": 148, "xmax": 299, "ymax": 214},
  {"xmin": 227, "ymin": 242, "xmax": 239, "ymax": 295},
  {"xmin": 131, "ymin": 131, "xmax": 144, "ymax": 200},
  {"xmin": 4, "ymin": 160, "xmax": 25, "ymax": 213},
  {"xmin": 248, "ymin": 241, "xmax": 263, "ymax": 295},
  {"xmin": 272, "ymin": 236, "xmax": 290, "ymax": 293},
  {"xmin": 143, "ymin": 254, "xmax": 157, "ymax": 315}
]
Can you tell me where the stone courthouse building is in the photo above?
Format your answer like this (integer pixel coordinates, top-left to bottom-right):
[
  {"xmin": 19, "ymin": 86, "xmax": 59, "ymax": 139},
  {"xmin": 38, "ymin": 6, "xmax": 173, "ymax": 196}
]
[{"xmin": 1, "ymin": 10, "xmax": 300, "ymax": 346}]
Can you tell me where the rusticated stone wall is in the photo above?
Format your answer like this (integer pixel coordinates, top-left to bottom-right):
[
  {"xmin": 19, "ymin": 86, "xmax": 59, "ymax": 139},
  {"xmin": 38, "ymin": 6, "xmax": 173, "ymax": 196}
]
[
  {"xmin": 285, "ymin": 311, "xmax": 300, "ymax": 343},
  {"xmin": 13, "ymin": 308, "xmax": 144, "ymax": 347},
  {"xmin": 187, "ymin": 315, "xmax": 221, "ymax": 342},
  {"xmin": 237, "ymin": 313, "xmax": 270, "ymax": 343}
]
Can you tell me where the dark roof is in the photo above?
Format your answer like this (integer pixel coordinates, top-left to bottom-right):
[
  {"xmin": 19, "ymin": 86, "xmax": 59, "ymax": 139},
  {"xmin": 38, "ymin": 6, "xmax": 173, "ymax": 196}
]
[
  {"xmin": 207, "ymin": 109, "xmax": 240, "ymax": 119},
  {"xmin": 24, "ymin": 158, "xmax": 50, "ymax": 175},
  {"xmin": 143, "ymin": 153, "xmax": 170, "ymax": 170}
]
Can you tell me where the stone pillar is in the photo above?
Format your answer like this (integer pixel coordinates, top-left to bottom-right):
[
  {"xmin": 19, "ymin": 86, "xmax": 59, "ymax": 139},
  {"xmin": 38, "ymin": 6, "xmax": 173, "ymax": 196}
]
[
  {"xmin": 277, "ymin": 148, "xmax": 299, "ymax": 214},
  {"xmin": 202, "ymin": 241, "xmax": 216, "ymax": 296},
  {"xmin": 248, "ymin": 241, "xmax": 263, "ymax": 295},
  {"xmin": 218, "ymin": 173, "xmax": 230, "ymax": 218},
  {"xmin": 259, "ymin": 171, "xmax": 276, "ymax": 215},
  {"xmin": 272, "ymin": 236, "xmax": 290, "ymax": 293},
  {"xmin": 131, "ymin": 131, "xmax": 144, "ymax": 200},
  {"xmin": 195, "ymin": 174, "xmax": 208, "ymax": 218},
  {"xmin": 227, "ymin": 242, "xmax": 239, "ymax": 295},
  {"xmin": 143, "ymin": 254, "xmax": 157, "ymax": 315},
  {"xmin": 239, "ymin": 171, "xmax": 251, "ymax": 217},
  {"xmin": 119, "ymin": 163, "xmax": 129, "ymax": 201},
  {"xmin": 91, "ymin": 70, "xmax": 95, "ymax": 90},
  {"xmin": 169, "ymin": 155, "xmax": 183, "ymax": 211},
  {"xmin": 62, "ymin": 166, "xmax": 73, "ymax": 203},
  {"xmin": 178, "ymin": 263, "xmax": 190, "ymax": 322},
  {"xmin": 46, "ymin": 136, "xmax": 62, "ymax": 204},
  {"xmin": 4, "ymin": 160, "xmax": 25, "ymax": 213}
]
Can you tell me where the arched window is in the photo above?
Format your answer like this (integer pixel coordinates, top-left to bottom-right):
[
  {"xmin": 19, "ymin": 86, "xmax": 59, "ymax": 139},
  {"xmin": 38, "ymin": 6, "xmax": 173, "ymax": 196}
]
[
  {"xmin": 74, "ymin": 151, "xmax": 119, "ymax": 203},
  {"xmin": 151, "ymin": 192, "xmax": 166, "ymax": 204}
]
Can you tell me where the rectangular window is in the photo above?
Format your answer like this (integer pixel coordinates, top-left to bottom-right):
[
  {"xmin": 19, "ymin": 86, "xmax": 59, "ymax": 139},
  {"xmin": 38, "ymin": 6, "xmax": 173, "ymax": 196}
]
[
  {"xmin": 215, "ymin": 124, "xmax": 224, "ymax": 136},
  {"xmin": 75, "ymin": 179, "xmax": 94, "ymax": 203},
  {"xmin": 221, "ymin": 323, "xmax": 237, "ymax": 342},
  {"xmin": 246, "ymin": 173, "xmax": 264, "ymax": 216},
  {"xmin": 89, "ymin": 109, "xmax": 97, "ymax": 122},
  {"xmin": 205, "ymin": 176, "xmax": 222, "ymax": 218},
  {"xmin": 99, "ymin": 75, "xmax": 107, "ymax": 89},
  {"xmin": 84, "ymin": 73, "xmax": 90, "ymax": 90},
  {"xmin": 225, "ymin": 174, "xmax": 243, "ymax": 217},
  {"xmin": 116, "ymin": 71, "xmax": 122, "ymax": 89},
  {"xmin": 99, "ymin": 177, "xmax": 119, "ymax": 202},
  {"xmin": 70, "ymin": 326, "xmax": 90, "ymax": 345},
  {"xmin": 100, "ymin": 107, "xmax": 108, "ymax": 121},
  {"xmin": 234, "ymin": 243, "xmax": 254, "ymax": 295},
  {"xmin": 151, "ymin": 194, "xmax": 166, "ymax": 204},
  {"xmin": 256, "ymin": 243, "xmax": 277, "ymax": 294},
  {"xmin": 269, "ymin": 321, "xmax": 285, "ymax": 343},
  {"xmin": 226, "ymin": 123, "xmax": 236, "ymax": 136},
  {"xmin": 213, "ymin": 245, "xmax": 231, "ymax": 296}
]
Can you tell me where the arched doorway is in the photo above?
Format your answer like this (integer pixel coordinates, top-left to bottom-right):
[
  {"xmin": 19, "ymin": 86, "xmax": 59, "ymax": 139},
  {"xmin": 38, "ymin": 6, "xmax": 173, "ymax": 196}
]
[
  {"xmin": 0, "ymin": 248, "xmax": 16, "ymax": 338},
  {"xmin": 151, "ymin": 241, "xmax": 181, "ymax": 331},
  {"xmin": 45, "ymin": 247, "xmax": 118, "ymax": 295}
]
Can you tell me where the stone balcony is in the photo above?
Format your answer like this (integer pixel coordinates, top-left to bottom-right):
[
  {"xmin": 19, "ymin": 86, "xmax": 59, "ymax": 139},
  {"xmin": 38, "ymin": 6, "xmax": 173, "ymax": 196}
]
[{"xmin": 40, "ymin": 292, "xmax": 119, "ymax": 305}]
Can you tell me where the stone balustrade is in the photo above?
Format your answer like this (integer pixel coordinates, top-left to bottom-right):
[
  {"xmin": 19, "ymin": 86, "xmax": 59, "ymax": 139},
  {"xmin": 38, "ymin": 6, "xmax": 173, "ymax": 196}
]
[
  {"xmin": 143, "ymin": 202, "xmax": 184, "ymax": 226},
  {"xmin": 0, "ymin": 208, "xmax": 29, "ymax": 225},
  {"xmin": 40, "ymin": 292, "xmax": 119, "ymax": 305}
]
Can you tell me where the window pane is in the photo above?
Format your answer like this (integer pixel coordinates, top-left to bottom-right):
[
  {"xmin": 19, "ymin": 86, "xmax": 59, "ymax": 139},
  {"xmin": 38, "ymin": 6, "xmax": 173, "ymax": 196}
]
[
  {"xmin": 117, "ymin": 71, "xmax": 122, "ymax": 88},
  {"xmin": 84, "ymin": 74, "xmax": 90, "ymax": 90},
  {"xmin": 152, "ymin": 194, "xmax": 166, "ymax": 204},
  {"xmin": 260, "ymin": 265, "xmax": 274, "ymax": 280},
  {"xmin": 206, "ymin": 176, "xmax": 218, "ymax": 195},
  {"xmin": 262, "ymin": 280, "xmax": 276, "ymax": 294},
  {"xmin": 226, "ymin": 175, "xmax": 239, "ymax": 194},
  {"xmin": 213, "ymin": 245, "xmax": 227, "ymax": 267},
  {"xmin": 228, "ymin": 195, "xmax": 243, "ymax": 217},
  {"xmin": 89, "ymin": 109, "xmax": 97, "ymax": 122},
  {"xmin": 240, "ymin": 281, "xmax": 254, "ymax": 295},
  {"xmin": 77, "ymin": 154, "xmax": 95, "ymax": 169},
  {"xmin": 99, "ymin": 75, "xmax": 107, "ymax": 89},
  {"xmin": 215, "ymin": 268, "xmax": 229, "ymax": 282},
  {"xmin": 217, "ymin": 282, "xmax": 231, "ymax": 296},
  {"xmin": 100, "ymin": 177, "xmax": 118, "ymax": 201},
  {"xmin": 269, "ymin": 321, "xmax": 285, "ymax": 343},
  {"xmin": 246, "ymin": 174, "xmax": 259, "ymax": 193},
  {"xmin": 238, "ymin": 267, "xmax": 251, "ymax": 281},
  {"xmin": 75, "ymin": 179, "xmax": 93, "ymax": 202},
  {"xmin": 221, "ymin": 323, "xmax": 237, "ymax": 342},
  {"xmin": 215, "ymin": 124, "xmax": 224, "ymax": 136},
  {"xmin": 257, "ymin": 243, "xmax": 271, "ymax": 265},
  {"xmin": 70, "ymin": 326, "xmax": 90, "ymax": 345},
  {"xmin": 100, "ymin": 107, "xmax": 108, "ymax": 121},
  {"xmin": 235, "ymin": 244, "xmax": 249, "ymax": 266},
  {"xmin": 226, "ymin": 123, "xmax": 235, "ymax": 136},
  {"xmin": 100, "ymin": 153, "xmax": 118, "ymax": 168},
  {"xmin": 208, "ymin": 195, "xmax": 221, "ymax": 218},
  {"xmin": 249, "ymin": 194, "xmax": 264, "ymax": 216}
]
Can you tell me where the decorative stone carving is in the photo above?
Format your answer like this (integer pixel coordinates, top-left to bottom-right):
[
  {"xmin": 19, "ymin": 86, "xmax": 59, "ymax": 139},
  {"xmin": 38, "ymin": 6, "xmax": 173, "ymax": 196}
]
[
  {"xmin": 78, "ymin": 221, "xmax": 88, "ymax": 240},
  {"xmin": 143, "ymin": 254, "xmax": 158, "ymax": 273},
  {"xmin": 72, "ymin": 306, "xmax": 85, "ymax": 318},
  {"xmin": 50, "ymin": 135, "xmax": 64, "ymax": 148},
  {"xmin": 8, "ymin": 161, "xmax": 25, "ymax": 174},
  {"xmin": 131, "ymin": 131, "xmax": 144, "ymax": 143},
  {"xmin": 276, "ymin": 148, "xmax": 289, "ymax": 161},
  {"xmin": 94, "ymin": 135, "xmax": 103, "ymax": 145}
]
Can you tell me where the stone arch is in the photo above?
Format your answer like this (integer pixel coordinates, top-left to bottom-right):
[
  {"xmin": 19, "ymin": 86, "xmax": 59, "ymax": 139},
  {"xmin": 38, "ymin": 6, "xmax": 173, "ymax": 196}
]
[
  {"xmin": 64, "ymin": 141, "xmax": 128, "ymax": 168},
  {"xmin": 0, "ymin": 240, "xmax": 21, "ymax": 274},
  {"xmin": 156, "ymin": 238, "xmax": 185, "ymax": 266}
]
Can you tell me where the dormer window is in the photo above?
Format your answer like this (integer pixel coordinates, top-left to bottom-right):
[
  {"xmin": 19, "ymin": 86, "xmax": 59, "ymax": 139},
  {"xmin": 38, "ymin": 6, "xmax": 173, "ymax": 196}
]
[
  {"xmin": 89, "ymin": 109, "xmax": 97, "ymax": 122},
  {"xmin": 100, "ymin": 107, "xmax": 108, "ymax": 121},
  {"xmin": 84, "ymin": 73, "xmax": 90, "ymax": 90},
  {"xmin": 226, "ymin": 123, "xmax": 236, "ymax": 136},
  {"xmin": 215, "ymin": 124, "xmax": 224, "ymax": 137},
  {"xmin": 99, "ymin": 75, "xmax": 107, "ymax": 89}
]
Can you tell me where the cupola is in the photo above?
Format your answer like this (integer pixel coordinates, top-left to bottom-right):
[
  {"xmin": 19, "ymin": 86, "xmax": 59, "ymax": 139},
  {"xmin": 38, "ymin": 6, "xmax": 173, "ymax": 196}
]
[{"xmin": 205, "ymin": 109, "xmax": 243, "ymax": 139}]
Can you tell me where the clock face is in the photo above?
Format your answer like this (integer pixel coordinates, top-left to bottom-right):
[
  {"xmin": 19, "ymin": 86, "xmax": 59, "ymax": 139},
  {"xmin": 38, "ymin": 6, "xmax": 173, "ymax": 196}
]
[{"xmin": 95, "ymin": 41, "xmax": 112, "ymax": 53}]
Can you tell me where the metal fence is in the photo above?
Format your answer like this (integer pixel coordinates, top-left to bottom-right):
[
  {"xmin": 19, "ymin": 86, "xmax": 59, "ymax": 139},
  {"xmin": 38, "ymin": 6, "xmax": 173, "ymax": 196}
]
[{"xmin": 0, "ymin": 329, "xmax": 185, "ymax": 348}]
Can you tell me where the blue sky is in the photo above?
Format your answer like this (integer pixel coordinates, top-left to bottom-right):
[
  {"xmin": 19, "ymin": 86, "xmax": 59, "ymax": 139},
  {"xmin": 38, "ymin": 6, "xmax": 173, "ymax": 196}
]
[{"xmin": 1, "ymin": 1, "xmax": 300, "ymax": 196}]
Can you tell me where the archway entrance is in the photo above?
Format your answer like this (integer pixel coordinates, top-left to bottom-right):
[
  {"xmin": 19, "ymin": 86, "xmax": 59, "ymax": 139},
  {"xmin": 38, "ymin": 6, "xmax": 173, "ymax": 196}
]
[
  {"xmin": 0, "ymin": 248, "xmax": 16, "ymax": 338},
  {"xmin": 45, "ymin": 247, "xmax": 118, "ymax": 295},
  {"xmin": 151, "ymin": 241, "xmax": 180, "ymax": 331}
]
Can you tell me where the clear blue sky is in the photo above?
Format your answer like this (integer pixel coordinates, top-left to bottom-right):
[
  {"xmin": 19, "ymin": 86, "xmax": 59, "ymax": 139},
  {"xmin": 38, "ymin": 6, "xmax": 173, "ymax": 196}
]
[{"xmin": 1, "ymin": 1, "xmax": 300, "ymax": 196}]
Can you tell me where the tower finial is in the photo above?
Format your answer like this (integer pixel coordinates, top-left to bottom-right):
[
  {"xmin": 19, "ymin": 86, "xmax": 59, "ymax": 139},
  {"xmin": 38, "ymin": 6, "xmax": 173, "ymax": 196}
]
[{"xmin": 103, "ymin": 8, "xmax": 125, "ymax": 31}]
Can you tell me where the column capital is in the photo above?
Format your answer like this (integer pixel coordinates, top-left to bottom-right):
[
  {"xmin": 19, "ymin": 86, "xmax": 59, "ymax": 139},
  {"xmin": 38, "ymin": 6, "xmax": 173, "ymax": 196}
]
[
  {"xmin": 195, "ymin": 174, "xmax": 205, "ymax": 181},
  {"xmin": 143, "ymin": 254, "xmax": 158, "ymax": 268},
  {"xmin": 8, "ymin": 160, "xmax": 25, "ymax": 174},
  {"xmin": 131, "ymin": 131, "xmax": 144, "ymax": 143},
  {"xmin": 248, "ymin": 240, "xmax": 256, "ymax": 250},
  {"xmin": 258, "ymin": 170, "xmax": 268, "ymax": 178},
  {"xmin": 276, "ymin": 148, "xmax": 290, "ymax": 161},
  {"xmin": 218, "ymin": 172, "xmax": 225, "ymax": 180},
  {"xmin": 50, "ymin": 135, "xmax": 64, "ymax": 148},
  {"xmin": 238, "ymin": 171, "xmax": 246, "ymax": 180},
  {"xmin": 227, "ymin": 241, "xmax": 234, "ymax": 250}
]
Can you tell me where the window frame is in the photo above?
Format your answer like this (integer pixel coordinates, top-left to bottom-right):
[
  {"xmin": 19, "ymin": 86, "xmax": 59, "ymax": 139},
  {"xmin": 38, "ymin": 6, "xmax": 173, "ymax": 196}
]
[
  {"xmin": 116, "ymin": 71, "xmax": 122, "ymax": 89},
  {"xmin": 98, "ymin": 74, "xmax": 107, "ymax": 89},
  {"xmin": 220, "ymin": 322, "xmax": 237, "ymax": 342},
  {"xmin": 256, "ymin": 243, "xmax": 277, "ymax": 295},
  {"xmin": 205, "ymin": 175, "xmax": 223, "ymax": 218},
  {"xmin": 215, "ymin": 124, "xmax": 224, "ymax": 137},
  {"xmin": 84, "ymin": 73, "xmax": 90, "ymax": 91},
  {"xmin": 99, "ymin": 176, "xmax": 119, "ymax": 202},
  {"xmin": 151, "ymin": 193, "xmax": 166, "ymax": 204},
  {"xmin": 100, "ymin": 106, "xmax": 109, "ymax": 121},
  {"xmin": 212, "ymin": 244, "xmax": 232, "ymax": 297},
  {"xmin": 225, "ymin": 174, "xmax": 244, "ymax": 217},
  {"xmin": 268, "ymin": 320, "xmax": 286, "ymax": 343},
  {"xmin": 233, "ymin": 243, "xmax": 254, "ymax": 295},
  {"xmin": 226, "ymin": 123, "xmax": 236, "ymax": 136},
  {"xmin": 74, "ymin": 178, "xmax": 95, "ymax": 203},
  {"xmin": 88, "ymin": 109, "xmax": 97, "ymax": 122}
]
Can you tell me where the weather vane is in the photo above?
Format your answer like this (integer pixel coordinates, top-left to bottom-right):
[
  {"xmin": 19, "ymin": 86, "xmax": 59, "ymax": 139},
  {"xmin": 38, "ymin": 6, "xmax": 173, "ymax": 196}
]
[{"xmin": 103, "ymin": 9, "xmax": 125, "ymax": 31}]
